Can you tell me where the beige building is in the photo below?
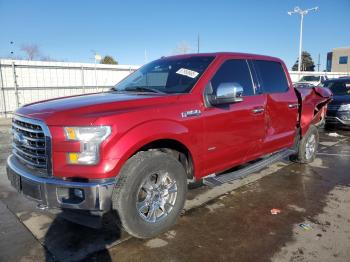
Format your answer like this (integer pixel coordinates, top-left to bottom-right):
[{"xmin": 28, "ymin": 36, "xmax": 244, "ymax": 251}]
[{"xmin": 327, "ymin": 46, "xmax": 350, "ymax": 72}]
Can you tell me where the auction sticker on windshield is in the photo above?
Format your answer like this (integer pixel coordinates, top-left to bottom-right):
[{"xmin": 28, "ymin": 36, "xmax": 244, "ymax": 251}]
[{"xmin": 176, "ymin": 68, "xmax": 199, "ymax": 78}]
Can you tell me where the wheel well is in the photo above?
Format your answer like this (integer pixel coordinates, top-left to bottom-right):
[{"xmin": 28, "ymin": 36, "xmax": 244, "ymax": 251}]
[{"xmin": 138, "ymin": 139, "xmax": 194, "ymax": 180}]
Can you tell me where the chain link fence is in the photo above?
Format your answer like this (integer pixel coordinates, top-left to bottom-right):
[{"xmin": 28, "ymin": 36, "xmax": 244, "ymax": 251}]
[{"xmin": 0, "ymin": 59, "xmax": 139, "ymax": 117}]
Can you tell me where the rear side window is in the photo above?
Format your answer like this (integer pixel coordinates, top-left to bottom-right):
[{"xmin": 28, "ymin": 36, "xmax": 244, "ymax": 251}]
[
  {"xmin": 211, "ymin": 59, "xmax": 254, "ymax": 96},
  {"xmin": 254, "ymin": 60, "xmax": 289, "ymax": 93}
]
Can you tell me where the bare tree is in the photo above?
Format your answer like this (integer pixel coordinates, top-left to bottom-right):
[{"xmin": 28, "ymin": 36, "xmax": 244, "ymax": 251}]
[
  {"xmin": 19, "ymin": 44, "xmax": 56, "ymax": 61},
  {"xmin": 173, "ymin": 41, "xmax": 191, "ymax": 54},
  {"xmin": 21, "ymin": 44, "xmax": 41, "ymax": 60},
  {"xmin": 40, "ymin": 55, "xmax": 56, "ymax": 62}
]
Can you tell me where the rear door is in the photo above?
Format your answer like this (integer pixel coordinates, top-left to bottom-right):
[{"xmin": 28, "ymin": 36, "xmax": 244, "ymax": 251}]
[
  {"xmin": 201, "ymin": 59, "xmax": 267, "ymax": 175},
  {"xmin": 252, "ymin": 60, "xmax": 298, "ymax": 154}
]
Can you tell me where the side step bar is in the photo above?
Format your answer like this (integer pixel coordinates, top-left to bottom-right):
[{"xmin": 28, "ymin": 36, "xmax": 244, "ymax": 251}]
[{"xmin": 203, "ymin": 149, "xmax": 295, "ymax": 187}]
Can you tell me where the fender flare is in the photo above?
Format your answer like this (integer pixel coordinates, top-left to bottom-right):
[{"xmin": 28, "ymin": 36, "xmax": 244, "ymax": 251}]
[{"xmin": 105, "ymin": 120, "xmax": 198, "ymax": 177}]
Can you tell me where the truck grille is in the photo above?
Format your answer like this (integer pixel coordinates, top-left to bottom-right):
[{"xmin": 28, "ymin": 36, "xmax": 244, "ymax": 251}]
[
  {"xmin": 327, "ymin": 104, "xmax": 340, "ymax": 111},
  {"xmin": 12, "ymin": 116, "xmax": 52, "ymax": 177}
]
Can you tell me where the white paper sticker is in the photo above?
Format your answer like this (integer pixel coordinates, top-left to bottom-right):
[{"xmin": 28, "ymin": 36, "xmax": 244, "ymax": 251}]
[{"xmin": 176, "ymin": 68, "xmax": 199, "ymax": 79}]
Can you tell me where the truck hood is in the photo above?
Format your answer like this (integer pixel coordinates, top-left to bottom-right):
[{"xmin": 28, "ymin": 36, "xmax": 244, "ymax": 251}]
[
  {"xmin": 15, "ymin": 91, "xmax": 174, "ymax": 125},
  {"xmin": 330, "ymin": 95, "xmax": 350, "ymax": 104}
]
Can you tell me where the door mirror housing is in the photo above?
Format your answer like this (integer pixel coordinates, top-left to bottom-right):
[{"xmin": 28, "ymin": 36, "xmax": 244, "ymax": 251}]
[{"xmin": 209, "ymin": 82, "xmax": 244, "ymax": 105}]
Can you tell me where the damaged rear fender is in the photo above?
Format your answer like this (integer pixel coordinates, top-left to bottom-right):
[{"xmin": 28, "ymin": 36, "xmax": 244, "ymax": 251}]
[{"xmin": 295, "ymin": 86, "xmax": 332, "ymax": 136}]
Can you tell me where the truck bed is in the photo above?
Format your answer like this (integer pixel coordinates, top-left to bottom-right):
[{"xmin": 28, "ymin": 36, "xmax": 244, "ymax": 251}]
[{"xmin": 295, "ymin": 86, "xmax": 332, "ymax": 135}]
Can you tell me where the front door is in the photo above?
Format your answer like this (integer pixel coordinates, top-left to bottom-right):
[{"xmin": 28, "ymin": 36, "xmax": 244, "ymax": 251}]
[{"xmin": 200, "ymin": 59, "xmax": 267, "ymax": 176}]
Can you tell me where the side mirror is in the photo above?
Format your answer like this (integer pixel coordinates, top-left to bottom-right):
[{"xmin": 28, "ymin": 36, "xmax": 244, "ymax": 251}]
[{"xmin": 209, "ymin": 82, "xmax": 244, "ymax": 105}]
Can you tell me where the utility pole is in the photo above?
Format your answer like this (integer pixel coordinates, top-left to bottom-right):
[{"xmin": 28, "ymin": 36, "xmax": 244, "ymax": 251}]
[
  {"xmin": 288, "ymin": 6, "xmax": 319, "ymax": 72},
  {"xmin": 317, "ymin": 53, "xmax": 321, "ymax": 72},
  {"xmin": 144, "ymin": 48, "xmax": 148, "ymax": 64},
  {"xmin": 10, "ymin": 41, "xmax": 14, "ymax": 58},
  {"xmin": 197, "ymin": 34, "xmax": 200, "ymax": 53}
]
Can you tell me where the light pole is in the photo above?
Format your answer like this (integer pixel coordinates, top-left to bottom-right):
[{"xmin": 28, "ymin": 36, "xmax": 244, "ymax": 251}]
[
  {"xmin": 288, "ymin": 6, "xmax": 319, "ymax": 72},
  {"xmin": 91, "ymin": 50, "xmax": 101, "ymax": 89}
]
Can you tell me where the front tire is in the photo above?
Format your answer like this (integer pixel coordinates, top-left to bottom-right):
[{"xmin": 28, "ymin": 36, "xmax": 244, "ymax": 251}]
[
  {"xmin": 295, "ymin": 125, "xmax": 319, "ymax": 163},
  {"xmin": 112, "ymin": 151, "xmax": 187, "ymax": 239}
]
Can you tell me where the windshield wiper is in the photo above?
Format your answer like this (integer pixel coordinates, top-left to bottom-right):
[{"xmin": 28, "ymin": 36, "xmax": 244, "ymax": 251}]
[{"xmin": 124, "ymin": 86, "xmax": 166, "ymax": 94}]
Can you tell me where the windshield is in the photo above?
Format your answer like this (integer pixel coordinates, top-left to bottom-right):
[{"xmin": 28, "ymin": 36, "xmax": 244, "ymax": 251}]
[
  {"xmin": 324, "ymin": 81, "xmax": 350, "ymax": 95},
  {"xmin": 300, "ymin": 76, "xmax": 320, "ymax": 82},
  {"xmin": 113, "ymin": 56, "xmax": 215, "ymax": 94}
]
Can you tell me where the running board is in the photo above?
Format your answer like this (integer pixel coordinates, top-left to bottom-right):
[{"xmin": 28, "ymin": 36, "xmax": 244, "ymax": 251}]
[{"xmin": 203, "ymin": 149, "xmax": 295, "ymax": 187}]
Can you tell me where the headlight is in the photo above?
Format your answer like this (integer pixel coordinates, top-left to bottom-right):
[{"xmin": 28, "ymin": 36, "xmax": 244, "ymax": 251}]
[
  {"xmin": 64, "ymin": 126, "xmax": 111, "ymax": 165},
  {"xmin": 338, "ymin": 104, "xmax": 350, "ymax": 112}
]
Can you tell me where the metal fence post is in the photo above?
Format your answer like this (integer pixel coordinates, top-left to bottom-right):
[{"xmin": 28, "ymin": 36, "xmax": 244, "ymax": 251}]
[
  {"xmin": 11, "ymin": 62, "xmax": 20, "ymax": 109},
  {"xmin": 0, "ymin": 60, "xmax": 7, "ymax": 117},
  {"xmin": 94, "ymin": 62, "xmax": 98, "ymax": 91},
  {"xmin": 81, "ymin": 66, "xmax": 85, "ymax": 93}
]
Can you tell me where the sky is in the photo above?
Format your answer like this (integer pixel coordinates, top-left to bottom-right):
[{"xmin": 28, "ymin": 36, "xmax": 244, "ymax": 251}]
[{"xmin": 0, "ymin": 0, "xmax": 349, "ymax": 70}]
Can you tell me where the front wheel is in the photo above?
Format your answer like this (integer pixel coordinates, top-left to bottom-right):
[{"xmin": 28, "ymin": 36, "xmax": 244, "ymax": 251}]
[
  {"xmin": 295, "ymin": 125, "xmax": 319, "ymax": 163},
  {"xmin": 112, "ymin": 151, "xmax": 187, "ymax": 239}
]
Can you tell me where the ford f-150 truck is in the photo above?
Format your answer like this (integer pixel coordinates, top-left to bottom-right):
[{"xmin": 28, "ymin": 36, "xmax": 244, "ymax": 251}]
[{"xmin": 6, "ymin": 53, "xmax": 332, "ymax": 238}]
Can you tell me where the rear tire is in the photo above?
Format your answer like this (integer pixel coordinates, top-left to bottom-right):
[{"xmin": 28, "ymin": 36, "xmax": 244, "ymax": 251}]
[
  {"xmin": 324, "ymin": 123, "xmax": 334, "ymax": 130},
  {"xmin": 295, "ymin": 125, "xmax": 319, "ymax": 164},
  {"xmin": 112, "ymin": 151, "xmax": 187, "ymax": 239}
]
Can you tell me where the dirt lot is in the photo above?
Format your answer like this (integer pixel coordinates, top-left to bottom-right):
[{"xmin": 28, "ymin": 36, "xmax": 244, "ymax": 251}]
[{"xmin": 0, "ymin": 117, "xmax": 350, "ymax": 262}]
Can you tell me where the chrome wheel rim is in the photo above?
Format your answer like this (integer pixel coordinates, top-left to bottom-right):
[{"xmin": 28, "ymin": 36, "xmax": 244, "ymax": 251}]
[
  {"xmin": 305, "ymin": 134, "xmax": 316, "ymax": 160},
  {"xmin": 136, "ymin": 171, "xmax": 177, "ymax": 223}
]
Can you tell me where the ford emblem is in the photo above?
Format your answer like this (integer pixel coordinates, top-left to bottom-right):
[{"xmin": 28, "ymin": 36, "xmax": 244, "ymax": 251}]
[{"xmin": 14, "ymin": 132, "xmax": 27, "ymax": 145}]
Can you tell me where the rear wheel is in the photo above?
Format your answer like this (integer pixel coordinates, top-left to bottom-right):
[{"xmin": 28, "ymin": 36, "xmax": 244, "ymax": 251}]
[
  {"xmin": 295, "ymin": 125, "xmax": 319, "ymax": 163},
  {"xmin": 112, "ymin": 151, "xmax": 187, "ymax": 239},
  {"xmin": 324, "ymin": 123, "xmax": 335, "ymax": 130}
]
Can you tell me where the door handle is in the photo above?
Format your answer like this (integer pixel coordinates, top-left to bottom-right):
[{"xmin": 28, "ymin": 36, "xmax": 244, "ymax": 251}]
[
  {"xmin": 252, "ymin": 108, "xmax": 264, "ymax": 114},
  {"xmin": 288, "ymin": 103, "xmax": 299, "ymax": 109}
]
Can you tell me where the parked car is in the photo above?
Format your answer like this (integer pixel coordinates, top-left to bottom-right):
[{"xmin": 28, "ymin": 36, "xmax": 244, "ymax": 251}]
[
  {"xmin": 294, "ymin": 75, "xmax": 327, "ymax": 88},
  {"xmin": 6, "ymin": 53, "xmax": 332, "ymax": 238},
  {"xmin": 322, "ymin": 77, "xmax": 350, "ymax": 128}
]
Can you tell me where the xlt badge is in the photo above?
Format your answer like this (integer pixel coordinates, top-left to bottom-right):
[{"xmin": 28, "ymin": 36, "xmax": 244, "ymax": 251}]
[{"xmin": 181, "ymin": 110, "xmax": 202, "ymax": 118}]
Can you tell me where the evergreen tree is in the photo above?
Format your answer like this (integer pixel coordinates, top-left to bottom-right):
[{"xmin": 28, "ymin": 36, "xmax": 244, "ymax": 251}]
[
  {"xmin": 100, "ymin": 55, "xmax": 118, "ymax": 65},
  {"xmin": 292, "ymin": 51, "xmax": 315, "ymax": 71}
]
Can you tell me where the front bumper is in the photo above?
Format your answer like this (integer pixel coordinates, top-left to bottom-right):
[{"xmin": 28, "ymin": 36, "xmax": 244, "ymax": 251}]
[
  {"xmin": 6, "ymin": 154, "xmax": 116, "ymax": 211},
  {"xmin": 326, "ymin": 111, "xmax": 350, "ymax": 126},
  {"xmin": 326, "ymin": 109, "xmax": 350, "ymax": 126},
  {"xmin": 325, "ymin": 116, "xmax": 350, "ymax": 126}
]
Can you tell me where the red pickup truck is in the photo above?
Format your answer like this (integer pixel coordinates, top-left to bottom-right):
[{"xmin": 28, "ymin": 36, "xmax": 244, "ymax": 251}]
[{"xmin": 6, "ymin": 53, "xmax": 331, "ymax": 238}]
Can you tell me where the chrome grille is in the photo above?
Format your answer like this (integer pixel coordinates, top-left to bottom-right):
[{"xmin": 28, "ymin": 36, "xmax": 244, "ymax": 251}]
[
  {"xmin": 12, "ymin": 116, "xmax": 52, "ymax": 177},
  {"xmin": 327, "ymin": 104, "xmax": 340, "ymax": 111}
]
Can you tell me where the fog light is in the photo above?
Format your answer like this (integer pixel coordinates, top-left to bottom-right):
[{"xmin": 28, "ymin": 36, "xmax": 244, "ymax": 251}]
[
  {"xmin": 73, "ymin": 188, "xmax": 84, "ymax": 199},
  {"xmin": 57, "ymin": 187, "xmax": 85, "ymax": 204}
]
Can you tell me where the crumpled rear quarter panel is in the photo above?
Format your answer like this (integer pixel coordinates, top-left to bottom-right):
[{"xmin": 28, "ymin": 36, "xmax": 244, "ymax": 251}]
[{"xmin": 295, "ymin": 87, "xmax": 332, "ymax": 136}]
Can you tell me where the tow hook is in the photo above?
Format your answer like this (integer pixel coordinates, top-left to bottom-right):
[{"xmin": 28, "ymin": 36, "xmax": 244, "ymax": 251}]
[{"xmin": 36, "ymin": 204, "xmax": 48, "ymax": 210}]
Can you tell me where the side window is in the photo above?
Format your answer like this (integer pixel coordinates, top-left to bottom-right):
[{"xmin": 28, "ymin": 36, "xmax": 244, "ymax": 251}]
[
  {"xmin": 254, "ymin": 60, "xmax": 289, "ymax": 93},
  {"xmin": 210, "ymin": 59, "xmax": 254, "ymax": 96},
  {"xmin": 339, "ymin": 56, "xmax": 348, "ymax": 64}
]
